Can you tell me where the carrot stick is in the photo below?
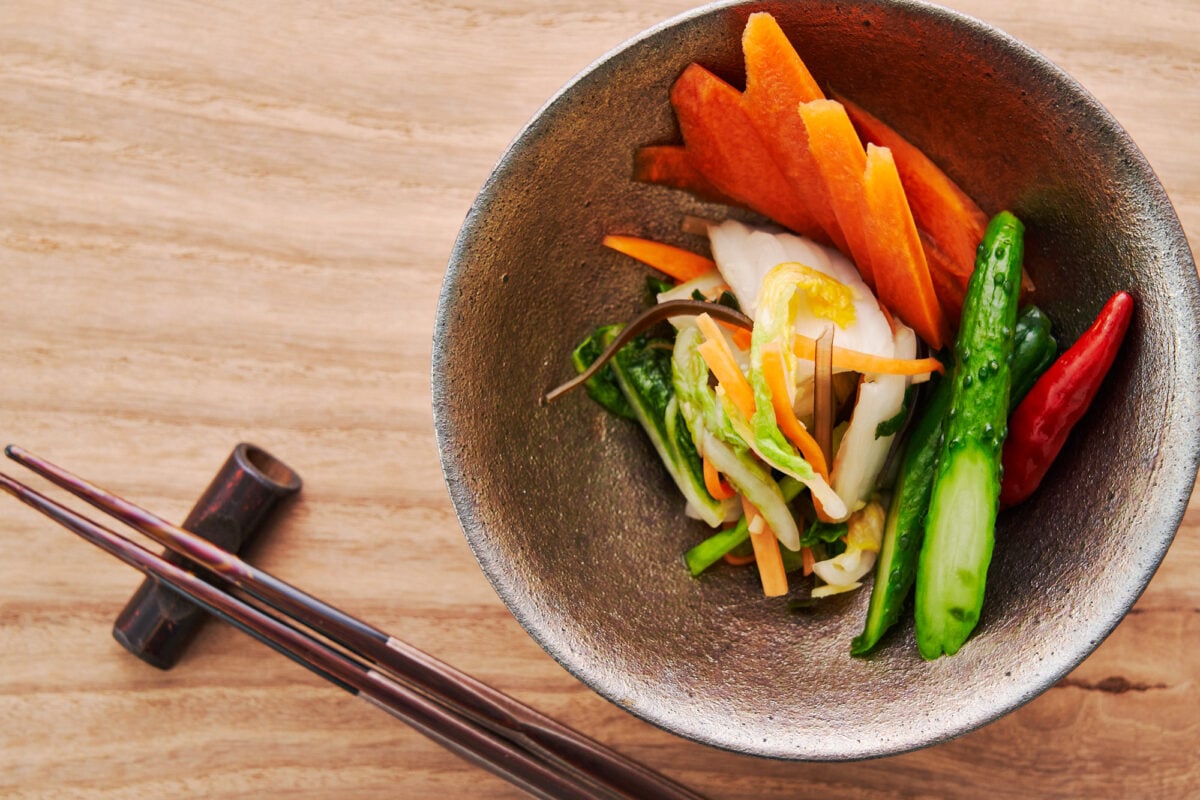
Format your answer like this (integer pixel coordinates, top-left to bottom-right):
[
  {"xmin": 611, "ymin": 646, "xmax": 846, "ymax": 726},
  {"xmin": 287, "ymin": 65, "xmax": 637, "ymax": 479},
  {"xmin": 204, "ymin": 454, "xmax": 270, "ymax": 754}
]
[
  {"xmin": 792, "ymin": 334, "xmax": 944, "ymax": 376},
  {"xmin": 742, "ymin": 497, "xmax": 789, "ymax": 597},
  {"xmin": 760, "ymin": 343, "xmax": 830, "ymax": 479},
  {"xmin": 860, "ymin": 144, "xmax": 950, "ymax": 351},
  {"xmin": 796, "ymin": 99, "xmax": 876, "ymax": 285},
  {"xmin": 670, "ymin": 63, "xmax": 827, "ymax": 241},
  {"xmin": 695, "ymin": 313, "xmax": 756, "ymax": 420},
  {"xmin": 742, "ymin": 13, "xmax": 823, "ymax": 103},
  {"xmin": 717, "ymin": 319, "xmax": 753, "ymax": 351},
  {"xmin": 601, "ymin": 234, "xmax": 716, "ymax": 283},
  {"xmin": 801, "ymin": 545, "xmax": 816, "ymax": 577},
  {"xmin": 921, "ymin": 232, "xmax": 968, "ymax": 322},
  {"xmin": 702, "ymin": 455, "xmax": 736, "ymax": 501},
  {"xmin": 633, "ymin": 145, "xmax": 747, "ymax": 207},
  {"xmin": 740, "ymin": 13, "xmax": 847, "ymax": 253}
]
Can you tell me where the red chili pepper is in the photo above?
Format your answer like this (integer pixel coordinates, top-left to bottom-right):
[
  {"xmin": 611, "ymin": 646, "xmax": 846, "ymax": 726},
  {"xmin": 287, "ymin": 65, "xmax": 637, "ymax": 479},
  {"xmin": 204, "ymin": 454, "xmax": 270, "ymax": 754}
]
[{"xmin": 999, "ymin": 291, "xmax": 1135, "ymax": 508}]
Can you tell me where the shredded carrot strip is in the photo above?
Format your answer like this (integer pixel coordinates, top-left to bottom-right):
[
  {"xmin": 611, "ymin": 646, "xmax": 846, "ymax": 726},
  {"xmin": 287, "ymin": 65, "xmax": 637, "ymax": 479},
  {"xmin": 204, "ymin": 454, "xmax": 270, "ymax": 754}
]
[
  {"xmin": 602, "ymin": 234, "xmax": 716, "ymax": 283},
  {"xmin": 723, "ymin": 551, "xmax": 758, "ymax": 566},
  {"xmin": 715, "ymin": 317, "xmax": 754, "ymax": 351},
  {"xmin": 801, "ymin": 546, "xmax": 816, "ymax": 576},
  {"xmin": 741, "ymin": 497, "xmax": 788, "ymax": 597},
  {"xmin": 698, "ymin": 340, "xmax": 756, "ymax": 420},
  {"xmin": 760, "ymin": 343, "xmax": 830, "ymax": 480},
  {"xmin": 765, "ymin": 340, "xmax": 837, "ymax": 522},
  {"xmin": 702, "ymin": 455, "xmax": 736, "ymax": 501},
  {"xmin": 731, "ymin": 326, "xmax": 753, "ymax": 351},
  {"xmin": 695, "ymin": 314, "xmax": 756, "ymax": 420},
  {"xmin": 792, "ymin": 334, "xmax": 943, "ymax": 376}
]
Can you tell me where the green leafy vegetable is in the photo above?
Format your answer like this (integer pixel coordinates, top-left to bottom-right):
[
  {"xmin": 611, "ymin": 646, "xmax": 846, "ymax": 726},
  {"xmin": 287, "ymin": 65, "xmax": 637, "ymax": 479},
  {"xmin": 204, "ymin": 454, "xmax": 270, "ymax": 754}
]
[
  {"xmin": 645, "ymin": 276, "xmax": 675, "ymax": 304},
  {"xmin": 672, "ymin": 324, "xmax": 794, "ymax": 540},
  {"xmin": 874, "ymin": 385, "xmax": 916, "ymax": 439},
  {"xmin": 800, "ymin": 518, "xmax": 849, "ymax": 548},
  {"xmin": 743, "ymin": 263, "xmax": 850, "ymax": 524},
  {"xmin": 608, "ymin": 327, "xmax": 730, "ymax": 528},
  {"xmin": 572, "ymin": 326, "xmax": 635, "ymax": 419}
]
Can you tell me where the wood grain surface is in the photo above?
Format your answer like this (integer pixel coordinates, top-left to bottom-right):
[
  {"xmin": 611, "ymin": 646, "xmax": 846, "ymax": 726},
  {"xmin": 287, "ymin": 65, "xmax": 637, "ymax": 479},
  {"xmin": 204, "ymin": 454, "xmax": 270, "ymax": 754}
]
[{"xmin": 1, "ymin": 1, "xmax": 1196, "ymax": 798}]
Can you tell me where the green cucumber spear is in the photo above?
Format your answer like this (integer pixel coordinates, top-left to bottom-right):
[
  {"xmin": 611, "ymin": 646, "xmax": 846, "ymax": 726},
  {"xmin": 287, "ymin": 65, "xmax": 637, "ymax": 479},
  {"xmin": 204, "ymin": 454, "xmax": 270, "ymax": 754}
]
[{"xmin": 914, "ymin": 211, "xmax": 1024, "ymax": 659}]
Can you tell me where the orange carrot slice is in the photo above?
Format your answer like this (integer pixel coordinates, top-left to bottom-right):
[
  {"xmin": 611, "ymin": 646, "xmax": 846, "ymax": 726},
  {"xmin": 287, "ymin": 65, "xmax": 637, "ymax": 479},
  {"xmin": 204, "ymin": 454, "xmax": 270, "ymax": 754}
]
[
  {"xmin": 760, "ymin": 343, "xmax": 830, "ymax": 479},
  {"xmin": 702, "ymin": 455, "xmax": 736, "ymax": 501},
  {"xmin": 792, "ymin": 334, "xmax": 945, "ymax": 377},
  {"xmin": 670, "ymin": 63, "xmax": 826, "ymax": 241},
  {"xmin": 695, "ymin": 313, "xmax": 756, "ymax": 421},
  {"xmin": 801, "ymin": 545, "xmax": 816, "ymax": 577},
  {"xmin": 861, "ymin": 144, "xmax": 950, "ymax": 351},
  {"xmin": 796, "ymin": 99, "xmax": 876, "ymax": 286},
  {"xmin": 921, "ymin": 233, "xmax": 968, "ymax": 321},
  {"xmin": 837, "ymin": 93, "xmax": 987, "ymax": 307},
  {"xmin": 717, "ymin": 319, "xmax": 754, "ymax": 351},
  {"xmin": 742, "ymin": 13, "xmax": 822, "ymax": 103},
  {"xmin": 836, "ymin": 94, "xmax": 1036, "ymax": 315},
  {"xmin": 633, "ymin": 145, "xmax": 747, "ymax": 207},
  {"xmin": 723, "ymin": 551, "xmax": 758, "ymax": 566},
  {"xmin": 602, "ymin": 234, "xmax": 716, "ymax": 283},
  {"xmin": 740, "ymin": 13, "xmax": 847, "ymax": 252},
  {"xmin": 742, "ymin": 497, "xmax": 788, "ymax": 597}
]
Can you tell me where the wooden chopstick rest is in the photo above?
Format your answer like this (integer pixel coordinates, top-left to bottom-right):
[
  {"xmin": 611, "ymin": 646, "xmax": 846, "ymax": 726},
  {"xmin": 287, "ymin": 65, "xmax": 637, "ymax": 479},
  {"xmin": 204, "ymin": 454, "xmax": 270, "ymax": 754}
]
[{"xmin": 112, "ymin": 443, "xmax": 301, "ymax": 669}]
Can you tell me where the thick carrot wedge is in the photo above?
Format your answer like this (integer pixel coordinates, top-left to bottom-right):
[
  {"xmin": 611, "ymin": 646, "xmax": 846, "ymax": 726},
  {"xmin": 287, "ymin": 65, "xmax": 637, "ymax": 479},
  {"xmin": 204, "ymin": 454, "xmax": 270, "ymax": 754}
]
[
  {"xmin": 670, "ymin": 63, "xmax": 826, "ymax": 241},
  {"xmin": 838, "ymin": 94, "xmax": 984, "ymax": 322},
  {"xmin": 861, "ymin": 144, "xmax": 950, "ymax": 350},
  {"xmin": 601, "ymin": 234, "xmax": 716, "ymax": 283},
  {"xmin": 743, "ymin": 13, "xmax": 823, "ymax": 102},
  {"xmin": 632, "ymin": 144, "xmax": 747, "ymax": 207},
  {"xmin": 921, "ymin": 233, "xmax": 968, "ymax": 321},
  {"xmin": 796, "ymin": 100, "xmax": 876, "ymax": 286},
  {"xmin": 837, "ymin": 94, "xmax": 1035, "ymax": 313},
  {"xmin": 838, "ymin": 94, "xmax": 987, "ymax": 287},
  {"xmin": 739, "ymin": 13, "xmax": 847, "ymax": 252}
]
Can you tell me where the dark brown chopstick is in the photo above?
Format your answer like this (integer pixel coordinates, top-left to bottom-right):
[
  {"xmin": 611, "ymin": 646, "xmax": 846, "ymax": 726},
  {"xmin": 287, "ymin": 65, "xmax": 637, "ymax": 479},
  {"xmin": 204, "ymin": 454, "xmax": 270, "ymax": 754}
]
[
  {"xmin": 0, "ymin": 471, "xmax": 610, "ymax": 800},
  {"xmin": 1, "ymin": 447, "xmax": 705, "ymax": 800}
]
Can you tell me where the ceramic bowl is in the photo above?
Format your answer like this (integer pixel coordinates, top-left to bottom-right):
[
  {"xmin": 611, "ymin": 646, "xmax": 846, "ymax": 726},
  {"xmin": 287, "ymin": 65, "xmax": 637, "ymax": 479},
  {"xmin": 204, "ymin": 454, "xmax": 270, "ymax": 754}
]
[{"xmin": 432, "ymin": 0, "xmax": 1200, "ymax": 759}]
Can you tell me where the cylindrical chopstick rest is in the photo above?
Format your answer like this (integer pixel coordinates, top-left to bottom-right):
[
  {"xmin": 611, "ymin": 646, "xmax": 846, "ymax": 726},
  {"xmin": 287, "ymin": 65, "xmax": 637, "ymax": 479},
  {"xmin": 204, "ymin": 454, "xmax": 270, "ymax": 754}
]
[{"xmin": 112, "ymin": 443, "xmax": 301, "ymax": 669}]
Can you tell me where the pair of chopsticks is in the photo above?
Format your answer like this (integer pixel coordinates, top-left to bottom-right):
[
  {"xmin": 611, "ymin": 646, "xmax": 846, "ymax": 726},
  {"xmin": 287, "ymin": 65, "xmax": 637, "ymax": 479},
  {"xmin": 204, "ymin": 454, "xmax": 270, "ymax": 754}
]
[{"xmin": 0, "ymin": 446, "xmax": 705, "ymax": 800}]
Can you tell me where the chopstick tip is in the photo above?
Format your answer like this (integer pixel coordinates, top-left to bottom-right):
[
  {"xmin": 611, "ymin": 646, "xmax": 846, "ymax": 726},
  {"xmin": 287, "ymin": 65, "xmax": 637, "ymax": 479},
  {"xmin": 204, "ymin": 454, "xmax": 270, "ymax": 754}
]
[
  {"xmin": 0, "ymin": 471, "xmax": 23, "ymax": 496},
  {"xmin": 5, "ymin": 444, "xmax": 33, "ymax": 466}
]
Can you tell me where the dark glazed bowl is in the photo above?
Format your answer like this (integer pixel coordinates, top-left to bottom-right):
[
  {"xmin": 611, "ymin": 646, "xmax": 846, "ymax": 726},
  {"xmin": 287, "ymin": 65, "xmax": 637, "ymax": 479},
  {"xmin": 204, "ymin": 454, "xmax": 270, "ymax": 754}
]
[{"xmin": 432, "ymin": 0, "xmax": 1200, "ymax": 760}]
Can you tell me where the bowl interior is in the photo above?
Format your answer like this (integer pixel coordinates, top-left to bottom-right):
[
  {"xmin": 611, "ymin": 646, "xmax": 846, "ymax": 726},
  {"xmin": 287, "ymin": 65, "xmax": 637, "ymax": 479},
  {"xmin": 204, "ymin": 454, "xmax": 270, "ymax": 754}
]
[{"xmin": 432, "ymin": 0, "xmax": 1200, "ymax": 760}]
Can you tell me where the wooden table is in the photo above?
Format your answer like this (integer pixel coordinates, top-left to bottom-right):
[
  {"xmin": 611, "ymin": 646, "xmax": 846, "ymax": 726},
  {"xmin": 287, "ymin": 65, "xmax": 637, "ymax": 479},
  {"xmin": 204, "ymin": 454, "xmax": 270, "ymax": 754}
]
[{"xmin": 1, "ymin": 2, "xmax": 1196, "ymax": 797}]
